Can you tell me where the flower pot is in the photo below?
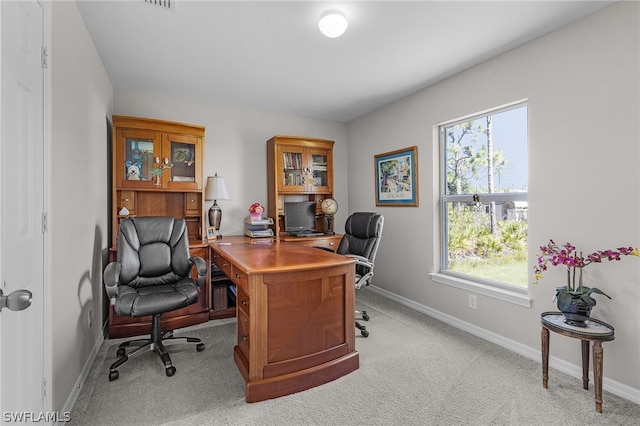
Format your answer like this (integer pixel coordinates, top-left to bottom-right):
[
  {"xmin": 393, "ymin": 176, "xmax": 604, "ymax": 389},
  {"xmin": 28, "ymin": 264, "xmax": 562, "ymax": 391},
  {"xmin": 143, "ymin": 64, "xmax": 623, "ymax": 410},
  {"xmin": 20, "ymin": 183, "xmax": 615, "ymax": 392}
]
[
  {"xmin": 559, "ymin": 297, "xmax": 592, "ymax": 327},
  {"xmin": 250, "ymin": 213, "xmax": 262, "ymax": 221}
]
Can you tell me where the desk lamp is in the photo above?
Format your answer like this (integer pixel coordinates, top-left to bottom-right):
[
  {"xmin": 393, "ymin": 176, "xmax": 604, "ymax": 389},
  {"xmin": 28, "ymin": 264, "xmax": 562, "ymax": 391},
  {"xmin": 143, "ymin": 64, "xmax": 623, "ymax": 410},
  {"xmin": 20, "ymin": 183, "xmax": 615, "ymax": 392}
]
[{"xmin": 205, "ymin": 173, "xmax": 230, "ymax": 237}]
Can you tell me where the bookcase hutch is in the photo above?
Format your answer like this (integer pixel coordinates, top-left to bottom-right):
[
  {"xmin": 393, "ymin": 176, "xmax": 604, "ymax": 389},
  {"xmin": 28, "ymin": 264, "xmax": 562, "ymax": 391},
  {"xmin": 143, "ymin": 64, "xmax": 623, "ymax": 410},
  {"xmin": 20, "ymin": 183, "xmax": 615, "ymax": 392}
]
[{"xmin": 266, "ymin": 135, "xmax": 338, "ymax": 242}]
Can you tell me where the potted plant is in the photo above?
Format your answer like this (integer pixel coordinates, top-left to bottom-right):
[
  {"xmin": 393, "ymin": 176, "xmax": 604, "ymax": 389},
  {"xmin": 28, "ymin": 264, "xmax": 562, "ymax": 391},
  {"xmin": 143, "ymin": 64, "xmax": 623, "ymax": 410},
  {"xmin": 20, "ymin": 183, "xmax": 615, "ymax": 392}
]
[{"xmin": 534, "ymin": 239, "xmax": 638, "ymax": 327}]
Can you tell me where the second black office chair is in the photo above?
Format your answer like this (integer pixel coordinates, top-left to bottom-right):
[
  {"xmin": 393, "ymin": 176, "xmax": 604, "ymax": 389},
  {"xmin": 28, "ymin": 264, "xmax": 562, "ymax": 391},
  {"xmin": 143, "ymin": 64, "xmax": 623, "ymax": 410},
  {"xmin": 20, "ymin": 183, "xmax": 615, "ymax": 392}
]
[{"xmin": 333, "ymin": 212, "xmax": 384, "ymax": 337}]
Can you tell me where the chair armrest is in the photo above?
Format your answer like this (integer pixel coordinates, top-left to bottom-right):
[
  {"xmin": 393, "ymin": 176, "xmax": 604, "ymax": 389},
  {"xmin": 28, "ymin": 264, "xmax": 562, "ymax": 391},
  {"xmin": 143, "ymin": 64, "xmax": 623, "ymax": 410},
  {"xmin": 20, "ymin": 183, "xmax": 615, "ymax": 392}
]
[
  {"xmin": 103, "ymin": 262, "xmax": 121, "ymax": 304},
  {"xmin": 190, "ymin": 256, "xmax": 207, "ymax": 287},
  {"xmin": 345, "ymin": 254, "xmax": 375, "ymax": 289},
  {"xmin": 345, "ymin": 254, "xmax": 374, "ymax": 271}
]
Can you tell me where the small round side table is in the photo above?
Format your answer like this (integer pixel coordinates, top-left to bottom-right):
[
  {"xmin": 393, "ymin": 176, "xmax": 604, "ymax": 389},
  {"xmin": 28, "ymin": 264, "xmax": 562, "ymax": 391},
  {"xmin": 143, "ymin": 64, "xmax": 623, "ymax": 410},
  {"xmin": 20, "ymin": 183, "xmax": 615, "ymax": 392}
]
[{"xmin": 540, "ymin": 312, "xmax": 615, "ymax": 413}]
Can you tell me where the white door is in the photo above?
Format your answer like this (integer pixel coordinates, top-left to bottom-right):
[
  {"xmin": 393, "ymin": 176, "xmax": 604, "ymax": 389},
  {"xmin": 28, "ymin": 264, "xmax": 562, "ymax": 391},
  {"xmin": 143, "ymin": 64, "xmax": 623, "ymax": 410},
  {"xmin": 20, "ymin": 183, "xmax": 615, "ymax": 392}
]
[{"xmin": 0, "ymin": 0, "xmax": 46, "ymax": 420}]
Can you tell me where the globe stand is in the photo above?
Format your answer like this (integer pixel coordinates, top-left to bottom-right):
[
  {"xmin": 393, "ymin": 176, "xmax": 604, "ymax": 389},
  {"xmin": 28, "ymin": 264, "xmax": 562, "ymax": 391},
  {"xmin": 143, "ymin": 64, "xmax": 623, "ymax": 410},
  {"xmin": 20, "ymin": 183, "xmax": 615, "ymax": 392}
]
[{"xmin": 325, "ymin": 215, "xmax": 334, "ymax": 235}]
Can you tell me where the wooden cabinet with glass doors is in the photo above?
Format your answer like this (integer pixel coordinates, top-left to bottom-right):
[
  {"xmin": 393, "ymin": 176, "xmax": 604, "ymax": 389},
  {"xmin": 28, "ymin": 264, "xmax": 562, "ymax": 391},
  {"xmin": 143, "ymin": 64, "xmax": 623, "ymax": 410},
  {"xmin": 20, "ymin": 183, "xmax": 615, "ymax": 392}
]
[
  {"xmin": 266, "ymin": 135, "xmax": 335, "ymax": 237},
  {"xmin": 109, "ymin": 115, "xmax": 209, "ymax": 338},
  {"xmin": 111, "ymin": 116, "xmax": 205, "ymax": 245}
]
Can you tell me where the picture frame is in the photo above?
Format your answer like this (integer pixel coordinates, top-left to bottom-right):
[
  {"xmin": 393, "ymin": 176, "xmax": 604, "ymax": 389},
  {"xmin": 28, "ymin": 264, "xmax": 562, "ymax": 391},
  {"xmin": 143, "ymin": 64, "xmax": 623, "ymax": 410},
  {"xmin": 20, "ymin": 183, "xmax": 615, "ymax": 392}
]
[
  {"xmin": 374, "ymin": 146, "xmax": 419, "ymax": 207},
  {"xmin": 207, "ymin": 226, "xmax": 217, "ymax": 241}
]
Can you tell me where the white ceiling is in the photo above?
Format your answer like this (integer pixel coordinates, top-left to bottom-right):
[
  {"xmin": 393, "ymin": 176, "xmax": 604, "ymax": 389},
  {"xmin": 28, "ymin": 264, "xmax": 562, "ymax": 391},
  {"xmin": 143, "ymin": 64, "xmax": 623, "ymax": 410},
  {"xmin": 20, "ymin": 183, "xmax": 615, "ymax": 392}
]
[{"xmin": 76, "ymin": 1, "xmax": 615, "ymax": 123}]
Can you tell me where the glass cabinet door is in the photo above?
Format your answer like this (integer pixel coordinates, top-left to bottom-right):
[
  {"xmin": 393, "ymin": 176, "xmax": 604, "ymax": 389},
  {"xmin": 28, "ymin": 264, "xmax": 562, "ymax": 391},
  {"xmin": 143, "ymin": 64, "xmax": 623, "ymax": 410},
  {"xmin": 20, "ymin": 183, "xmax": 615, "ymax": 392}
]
[
  {"xmin": 277, "ymin": 146, "xmax": 306, "ymax": 192},
  {"xmin": 163, "ymin": 133, "xmax": 202, "ymax": 190},
  {"xmin": 117, "ymin": 129, "xmax": 161, "ymax": 189},
  {"xmin": 308, "ymin": 148, "xmax": 332, "ymax": 192}
]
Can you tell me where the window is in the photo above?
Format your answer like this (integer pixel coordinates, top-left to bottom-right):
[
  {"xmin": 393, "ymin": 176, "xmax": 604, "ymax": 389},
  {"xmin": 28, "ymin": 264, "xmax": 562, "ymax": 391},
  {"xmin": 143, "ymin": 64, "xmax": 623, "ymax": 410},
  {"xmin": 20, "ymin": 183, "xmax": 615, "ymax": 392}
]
[{"xmin": 439, "ymin": 103, "xmax": 528, "ymax": 289}]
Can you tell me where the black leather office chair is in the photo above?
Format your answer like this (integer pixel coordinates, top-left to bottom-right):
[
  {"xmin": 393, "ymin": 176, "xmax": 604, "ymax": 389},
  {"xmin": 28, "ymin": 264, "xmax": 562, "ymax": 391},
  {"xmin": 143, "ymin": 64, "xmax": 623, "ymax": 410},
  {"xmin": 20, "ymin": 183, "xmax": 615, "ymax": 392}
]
[
  {"xmin": 104, "ymin": 217, "xmax": 207, "ymax": 381},
  {"xmin": 333, "ymin": 212, "xmax": 384, "ymax": 337}
]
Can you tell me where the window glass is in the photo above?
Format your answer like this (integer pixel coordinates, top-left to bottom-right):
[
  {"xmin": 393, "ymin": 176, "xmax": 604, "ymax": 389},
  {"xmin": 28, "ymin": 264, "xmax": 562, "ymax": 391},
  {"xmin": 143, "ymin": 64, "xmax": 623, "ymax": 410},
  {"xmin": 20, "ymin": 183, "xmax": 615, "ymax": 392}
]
[{"xmin": 440, "ymin": 104, "xmax": 528, "ymax": 288}]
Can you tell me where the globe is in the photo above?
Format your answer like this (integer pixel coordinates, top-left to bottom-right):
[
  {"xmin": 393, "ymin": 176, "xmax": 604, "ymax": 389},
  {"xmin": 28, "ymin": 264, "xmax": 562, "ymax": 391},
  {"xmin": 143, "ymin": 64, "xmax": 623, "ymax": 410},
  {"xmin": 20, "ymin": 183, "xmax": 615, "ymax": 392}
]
[{"xmin": 321, "ymin": 198, "xmax": 338, "ymax": 215}]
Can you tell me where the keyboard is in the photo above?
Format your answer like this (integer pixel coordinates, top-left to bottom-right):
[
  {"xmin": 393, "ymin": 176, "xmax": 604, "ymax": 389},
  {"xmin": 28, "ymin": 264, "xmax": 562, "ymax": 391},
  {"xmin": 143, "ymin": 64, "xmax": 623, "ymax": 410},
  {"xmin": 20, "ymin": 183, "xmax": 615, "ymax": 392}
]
[{"xmin": 292, "ymin": 232, "xmax": 324, "ymax": 237}]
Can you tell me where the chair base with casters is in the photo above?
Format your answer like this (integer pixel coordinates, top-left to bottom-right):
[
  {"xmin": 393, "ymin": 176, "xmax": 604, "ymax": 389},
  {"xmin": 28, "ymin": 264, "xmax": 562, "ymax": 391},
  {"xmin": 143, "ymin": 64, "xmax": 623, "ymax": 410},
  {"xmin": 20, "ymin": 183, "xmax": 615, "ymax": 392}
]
[
  {"xmin": 108, "ymin": 313, "xmax": 205, "ymax": 381},
  {"xmin": 355, "ymin": 309, "xmax": 370, "ymax": 337}
]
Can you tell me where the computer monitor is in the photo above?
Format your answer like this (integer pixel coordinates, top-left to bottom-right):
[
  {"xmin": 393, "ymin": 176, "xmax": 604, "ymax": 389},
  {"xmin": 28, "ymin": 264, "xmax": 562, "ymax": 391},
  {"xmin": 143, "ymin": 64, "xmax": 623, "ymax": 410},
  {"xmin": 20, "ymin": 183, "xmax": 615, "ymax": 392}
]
[{"xmin": 284, "ymin": 201, "xmax": 316, "ymax": 233}]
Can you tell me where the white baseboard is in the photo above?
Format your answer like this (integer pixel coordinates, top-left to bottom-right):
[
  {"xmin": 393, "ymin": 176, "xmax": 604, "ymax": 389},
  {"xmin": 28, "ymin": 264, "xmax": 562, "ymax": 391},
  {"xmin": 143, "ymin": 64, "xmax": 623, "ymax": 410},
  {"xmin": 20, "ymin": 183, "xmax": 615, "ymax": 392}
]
[
  {"xmin": 58, "ymin": 323, "xmax": 106, "ymax": 425},
  {"xmin": 367, "ymin": 285, "xmax": 640, "ymax": 405}
]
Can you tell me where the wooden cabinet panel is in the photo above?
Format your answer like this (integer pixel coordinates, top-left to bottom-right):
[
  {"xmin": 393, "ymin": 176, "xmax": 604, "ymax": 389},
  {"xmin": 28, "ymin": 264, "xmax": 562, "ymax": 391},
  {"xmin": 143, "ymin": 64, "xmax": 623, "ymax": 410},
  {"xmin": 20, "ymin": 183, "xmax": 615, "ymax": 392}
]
[
  {"xmin": 119, "ymin": 191, "xmax": 136, "ymax": 213},
  {"xmin": 185, "ymin": 192, "xmax": 201, "ymax": 216}
]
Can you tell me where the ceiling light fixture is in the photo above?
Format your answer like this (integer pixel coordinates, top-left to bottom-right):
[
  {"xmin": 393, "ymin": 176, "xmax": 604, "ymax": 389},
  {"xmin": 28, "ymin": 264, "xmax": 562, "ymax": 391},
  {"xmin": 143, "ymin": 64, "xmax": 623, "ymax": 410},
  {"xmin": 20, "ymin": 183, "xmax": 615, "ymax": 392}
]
[{"xmin": 319, "ymin": 10, "xmax": 348, "ymax": 38}]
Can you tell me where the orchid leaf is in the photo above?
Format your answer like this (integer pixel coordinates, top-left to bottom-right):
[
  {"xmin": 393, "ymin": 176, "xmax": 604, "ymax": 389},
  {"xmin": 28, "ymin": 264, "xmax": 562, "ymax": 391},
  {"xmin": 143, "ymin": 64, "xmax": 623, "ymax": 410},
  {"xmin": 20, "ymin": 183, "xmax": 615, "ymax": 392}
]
[
  {"xmin": 579, "ymin": 294, "xmax": 596, "ymax": 307},
  {"xmin": 584, "ymin": 287, "xmax": 612, "ymax": 299}
]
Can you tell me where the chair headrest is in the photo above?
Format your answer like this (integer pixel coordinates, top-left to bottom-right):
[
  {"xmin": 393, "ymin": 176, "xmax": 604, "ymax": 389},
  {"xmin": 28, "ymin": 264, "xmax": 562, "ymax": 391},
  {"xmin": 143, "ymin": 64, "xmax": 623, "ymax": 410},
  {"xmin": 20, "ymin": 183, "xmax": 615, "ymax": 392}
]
[{"xmin": 344, "ymin": 212, "xmax": 383, "ymax": 239}]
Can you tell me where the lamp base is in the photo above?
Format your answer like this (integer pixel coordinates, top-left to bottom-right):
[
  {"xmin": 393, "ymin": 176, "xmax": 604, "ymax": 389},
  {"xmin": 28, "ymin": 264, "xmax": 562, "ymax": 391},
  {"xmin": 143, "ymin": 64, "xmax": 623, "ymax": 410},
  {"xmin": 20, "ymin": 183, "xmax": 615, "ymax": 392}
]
[{"xmin": 209, "ymin": 202, "xmax": 223, "ymax": 238}]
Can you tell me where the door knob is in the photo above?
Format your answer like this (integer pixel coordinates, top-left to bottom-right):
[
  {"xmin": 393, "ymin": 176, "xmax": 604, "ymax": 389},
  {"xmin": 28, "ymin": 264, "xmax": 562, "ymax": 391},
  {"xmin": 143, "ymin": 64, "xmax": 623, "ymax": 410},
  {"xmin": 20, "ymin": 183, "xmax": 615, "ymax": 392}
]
[{"xmin": 0, "ymin": 288, "xmax": 32, "ymax": 312}]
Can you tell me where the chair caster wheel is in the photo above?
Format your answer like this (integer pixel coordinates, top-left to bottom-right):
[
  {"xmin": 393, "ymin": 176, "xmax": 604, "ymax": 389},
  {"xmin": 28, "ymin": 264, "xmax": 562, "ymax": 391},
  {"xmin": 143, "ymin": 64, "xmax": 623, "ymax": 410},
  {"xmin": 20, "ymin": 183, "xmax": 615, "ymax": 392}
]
[
  {"xmin": 196, "ymin": 343, "xmax": 205, "ymax": 352},
  {"xmin": 166, "ymin": 366, "xmax": 176, "ymax": 377},
  {"xmin": 109, "ymin": 370, "xmax": 119, "ymax": 381},
  {"xmin": 362, "ymin": 313, "xmax": 370, "ymax": 321},
  {"xmin": 116, "ymin": 348, "xmax": 125, "ymax": 357},
  {"xmin": 361, "ymin": 329, "xmax": 369, "ymax": 337}
]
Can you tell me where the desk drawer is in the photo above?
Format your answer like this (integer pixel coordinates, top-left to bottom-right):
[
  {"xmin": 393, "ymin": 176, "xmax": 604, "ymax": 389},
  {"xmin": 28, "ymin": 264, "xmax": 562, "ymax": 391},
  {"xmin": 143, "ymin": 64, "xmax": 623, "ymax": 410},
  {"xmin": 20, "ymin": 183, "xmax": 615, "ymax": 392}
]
[
  {"xmin": 237, "ymin": 306, "xmax": 250, "ymax": 361},
  {"xmin": 307, "ymin": 236, "xmax": 341, "ymax": 252},
  {"xmin": 232, "ymin": 267, "xmax": 248, "ymax": 293},
  {"xmin": 237, "ymin": 286, "xmax": 250, "ymax": 314},
  {"xmin": 213, "ymin": 253, "xmax": 233, "ymax": 277}
]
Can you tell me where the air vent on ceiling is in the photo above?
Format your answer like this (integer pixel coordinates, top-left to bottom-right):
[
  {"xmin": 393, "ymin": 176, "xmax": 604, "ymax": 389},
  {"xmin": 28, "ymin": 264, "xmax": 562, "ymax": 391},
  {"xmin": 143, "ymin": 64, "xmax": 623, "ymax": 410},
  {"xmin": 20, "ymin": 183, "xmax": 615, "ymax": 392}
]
[{"xmin": 144, "ymin": 0, "xmax": 173, "ymax": 11}]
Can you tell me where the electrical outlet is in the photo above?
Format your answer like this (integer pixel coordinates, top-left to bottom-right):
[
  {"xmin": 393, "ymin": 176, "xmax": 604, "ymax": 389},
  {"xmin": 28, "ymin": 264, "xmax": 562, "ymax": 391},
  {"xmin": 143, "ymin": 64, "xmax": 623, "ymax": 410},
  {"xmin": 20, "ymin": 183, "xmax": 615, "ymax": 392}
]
[
  {"xmin": 88, "ymin": 309, "xmax": 92, "ymax": 329},
  {"xmin": 468, "ymin": 294, "xmax": 478, "ymax": 310}
]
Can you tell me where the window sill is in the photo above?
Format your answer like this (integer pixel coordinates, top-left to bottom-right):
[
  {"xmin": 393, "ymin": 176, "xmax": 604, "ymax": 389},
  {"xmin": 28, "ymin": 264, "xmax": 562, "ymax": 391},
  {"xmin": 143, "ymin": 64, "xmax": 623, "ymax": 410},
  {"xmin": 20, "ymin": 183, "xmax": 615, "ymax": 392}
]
[{"xmin": 429, "ymin": 272, "xmax": 532, "ymax": 308}]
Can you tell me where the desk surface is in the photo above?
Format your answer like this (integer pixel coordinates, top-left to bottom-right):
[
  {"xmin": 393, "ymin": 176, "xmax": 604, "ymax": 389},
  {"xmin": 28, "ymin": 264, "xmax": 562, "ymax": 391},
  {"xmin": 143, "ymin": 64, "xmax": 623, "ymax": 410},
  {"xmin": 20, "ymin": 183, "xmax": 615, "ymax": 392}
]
[{"xmin": 210, "ymin": 236, "xmax": 355, "ymax": 274}]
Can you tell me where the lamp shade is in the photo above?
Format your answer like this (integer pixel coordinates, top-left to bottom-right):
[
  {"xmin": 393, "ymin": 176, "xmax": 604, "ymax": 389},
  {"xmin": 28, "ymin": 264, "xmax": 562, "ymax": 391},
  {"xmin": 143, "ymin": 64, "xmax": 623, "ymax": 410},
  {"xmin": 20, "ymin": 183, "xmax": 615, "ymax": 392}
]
[
  {"xmin": 319, "ymin": 10, "xmax": 348, "ymax": 38},
  {"xmin": 205, "ymin": 173, "xmax": 230, "ymax": 201}
]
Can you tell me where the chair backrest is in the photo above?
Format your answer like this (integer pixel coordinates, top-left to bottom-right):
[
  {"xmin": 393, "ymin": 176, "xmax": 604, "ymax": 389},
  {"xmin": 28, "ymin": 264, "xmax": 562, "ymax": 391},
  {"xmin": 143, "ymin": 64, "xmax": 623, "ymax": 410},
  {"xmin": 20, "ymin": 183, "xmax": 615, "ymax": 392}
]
[
  {"xmin": 336, "ymin": 212, "xmax": 384, "ymax": 272},
  {"xmin": 117, "ymin": 217, "xmax": 192, "ymax": 289}
]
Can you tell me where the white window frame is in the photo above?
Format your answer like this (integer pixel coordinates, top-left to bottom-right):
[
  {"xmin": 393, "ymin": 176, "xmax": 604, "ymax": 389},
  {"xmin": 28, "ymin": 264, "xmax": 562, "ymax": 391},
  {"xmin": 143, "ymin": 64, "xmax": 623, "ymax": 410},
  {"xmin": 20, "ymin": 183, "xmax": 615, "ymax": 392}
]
[{"xmin": 430, "ymin": 101, "xmax": 532, "ymax": 308}]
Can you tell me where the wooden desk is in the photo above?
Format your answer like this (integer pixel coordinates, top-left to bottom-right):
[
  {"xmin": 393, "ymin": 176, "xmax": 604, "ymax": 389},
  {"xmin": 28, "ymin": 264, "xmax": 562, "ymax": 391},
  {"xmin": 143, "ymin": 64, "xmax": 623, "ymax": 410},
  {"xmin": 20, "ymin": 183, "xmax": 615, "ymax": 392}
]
[
  {"xmin": 210, "ymin": 236, "xmax": 358, "ymax": 402},
  {"xmin": 541, "ymin": 312, "xmax": 615, "ymax": 413}
]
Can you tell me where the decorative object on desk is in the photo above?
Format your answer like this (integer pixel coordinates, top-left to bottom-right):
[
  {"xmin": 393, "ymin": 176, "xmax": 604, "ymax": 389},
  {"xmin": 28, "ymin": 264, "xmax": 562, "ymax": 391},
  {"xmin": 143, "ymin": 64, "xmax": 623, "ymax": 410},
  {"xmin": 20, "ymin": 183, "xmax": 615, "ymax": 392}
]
[
  {"xmin": 375, "ymin": 146, "xmax": 418, "ymax": 207},
  {"xmin": 151, "ymin": 167, "xmax": 163, "ymax": 186},
  {"xmin": 206, "ymin": 226, "xmax": 217, "ymax": 241},
  {"xmin": 248, "ymin": 202, "xmax": 265, "ymax": 220},
  {"xmin": 321, "ymin": 198, "xmax": 338, "ymax": 235},
  {"xmin": 534, "ymin": 239, "xmax": 638, "ymax": 327},
  {"xmin": 244, "ymin": 216, "xmax": 274, "ymax": 238},
  {"xmin": 118, "ymin": 206, "xmax": 129, "ymax": 216},
  {"xmin": 205, "ymin": 172, "xmax": 231, "ymax": 236}
]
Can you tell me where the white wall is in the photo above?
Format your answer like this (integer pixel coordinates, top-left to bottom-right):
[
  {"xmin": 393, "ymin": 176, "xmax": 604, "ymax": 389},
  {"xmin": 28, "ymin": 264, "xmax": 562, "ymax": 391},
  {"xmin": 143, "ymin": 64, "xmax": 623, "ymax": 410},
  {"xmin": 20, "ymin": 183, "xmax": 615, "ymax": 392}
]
[
  {"xmin": 113, "ymin": 90, "xmax": 349, "ymax": 238},
  {"xmin": 51, "ymin": 1, "xmax": 113, "ymax": 412},
  {"xmin": 347, "ymin": 1, "xmax": 640, "ymax": 398}
]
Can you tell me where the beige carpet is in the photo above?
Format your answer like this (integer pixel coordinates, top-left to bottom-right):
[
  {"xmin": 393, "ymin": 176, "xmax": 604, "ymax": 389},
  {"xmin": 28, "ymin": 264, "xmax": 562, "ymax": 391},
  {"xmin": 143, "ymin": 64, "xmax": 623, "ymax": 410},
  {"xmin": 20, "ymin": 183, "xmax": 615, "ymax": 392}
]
[{"xmin": 70, "ymin": 291, "xmax": 640, "ymax": 425}]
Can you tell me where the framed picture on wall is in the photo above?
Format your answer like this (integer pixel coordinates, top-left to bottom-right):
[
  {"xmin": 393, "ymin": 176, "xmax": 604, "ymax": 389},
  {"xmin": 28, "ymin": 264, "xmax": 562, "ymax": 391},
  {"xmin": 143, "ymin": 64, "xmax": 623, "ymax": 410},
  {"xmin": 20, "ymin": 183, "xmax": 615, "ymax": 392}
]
[{"xmin": 374, "ymin": 146, "xmax": 419, "ymax": 207}]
